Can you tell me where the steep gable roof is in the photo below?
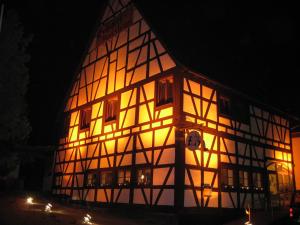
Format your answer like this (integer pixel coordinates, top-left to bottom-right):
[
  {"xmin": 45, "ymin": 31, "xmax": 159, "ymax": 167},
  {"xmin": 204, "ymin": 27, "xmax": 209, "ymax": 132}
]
[{"xmin": 59, "ymin": 0, "xmax": 299, "ymax": 124}]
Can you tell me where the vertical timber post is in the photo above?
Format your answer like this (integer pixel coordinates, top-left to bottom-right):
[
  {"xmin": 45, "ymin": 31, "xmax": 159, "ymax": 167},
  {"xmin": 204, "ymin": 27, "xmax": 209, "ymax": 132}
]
[{"xmin": 174, "ymin": 72, "xmax": 185, "ymax": 214}]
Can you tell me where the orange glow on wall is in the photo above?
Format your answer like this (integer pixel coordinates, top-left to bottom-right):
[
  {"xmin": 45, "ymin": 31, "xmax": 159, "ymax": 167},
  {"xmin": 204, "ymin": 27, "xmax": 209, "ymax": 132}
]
[
  {"xmin": 53, "ymin": 0, "xmax": 297, "ymax": 211},
  {"xmin": 292, "ymin": 135, "xmax": 300, "ymax": 190}
]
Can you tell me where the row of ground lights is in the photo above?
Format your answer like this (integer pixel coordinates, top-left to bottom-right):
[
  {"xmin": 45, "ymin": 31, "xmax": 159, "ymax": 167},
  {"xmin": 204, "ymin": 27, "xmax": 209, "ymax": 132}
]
[{"xmin": 26, "ymin": 197, "xmax": 93, "ymax": 224}]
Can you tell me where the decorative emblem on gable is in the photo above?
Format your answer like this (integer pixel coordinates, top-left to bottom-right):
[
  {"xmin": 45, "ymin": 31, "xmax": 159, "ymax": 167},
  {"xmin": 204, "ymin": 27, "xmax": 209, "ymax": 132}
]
[{"xmin": 186, "ymin": 131, "xmax": 201, "ymax": 150}]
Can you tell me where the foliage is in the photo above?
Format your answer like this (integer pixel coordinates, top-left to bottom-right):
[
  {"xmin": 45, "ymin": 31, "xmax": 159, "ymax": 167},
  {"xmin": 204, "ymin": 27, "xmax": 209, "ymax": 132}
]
[{"xmin": 0, "ymin": 10, "xmax": 32, "ymax": 146}]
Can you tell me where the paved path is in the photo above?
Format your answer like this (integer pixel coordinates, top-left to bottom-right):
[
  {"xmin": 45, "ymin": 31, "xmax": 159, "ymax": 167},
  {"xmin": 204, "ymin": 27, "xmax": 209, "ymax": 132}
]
[
  {"xmin": 0, "ymin": 192, "xmax": 289, "ymax": 225},
  {"xmin": 0, "ymin": 193, "xmax": 151, "ymax": 225}
]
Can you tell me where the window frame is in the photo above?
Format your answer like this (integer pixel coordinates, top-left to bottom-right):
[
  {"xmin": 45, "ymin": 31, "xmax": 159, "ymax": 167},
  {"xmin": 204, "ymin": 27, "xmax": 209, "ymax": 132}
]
[
  {"xmin": 79, "ymin": 107, "xmax": 92, "ymax": 131},
  {"xmin": 62, "ymin": 113, "xmax": 71, "ymax": 137},
  {"xmin": 84, "ymin": 170, "xmax": 98, "ymax": 188},
  {"xmin": 220, "ymin": 164, "xmax": 236, "ymax": 191},
  {"xmin": 136, "ymin": 167, "xmax": 152, "ymax": 187},
  {"xmin": 99, "ymin": 170, "xmax": 114, "ymax": 187},
  {"xmin": 155, "ymin": 75, "xmax": 174, "ymax": 108},
  {"xmin": 239, "ymin": 170, "xmax": 250, "ymax": 190},
  {"xmin": 218, "ymin": 95, "xmax": 231, "ymax": 117},
  {"xmin": 252, "ymin": 171, "xmax": 264, "ymax": 191},
  {"xmin": 104, "ymin": 95, "xmax": 119, "ymax": 123},
  {"xmin": 117, "ymin": 167, "xmax": 131, "ymax": 187}
]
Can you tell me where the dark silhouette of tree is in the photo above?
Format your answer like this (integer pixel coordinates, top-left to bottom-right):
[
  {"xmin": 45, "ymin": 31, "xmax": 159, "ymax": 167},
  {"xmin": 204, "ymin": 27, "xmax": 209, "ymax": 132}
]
[
  {"xmin": 0, "ymin": 9, "xmax": 32, "ymax": 178},
  {"xmin": 0, "ymin": 10, "xmax": 31, "ymax": 147}
]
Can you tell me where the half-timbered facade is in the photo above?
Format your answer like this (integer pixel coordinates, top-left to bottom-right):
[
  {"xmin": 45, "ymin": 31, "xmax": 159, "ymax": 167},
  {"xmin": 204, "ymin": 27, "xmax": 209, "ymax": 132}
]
[{"xmin": 52, "ymin": 0, "xmax": 296, "ymax": 211}]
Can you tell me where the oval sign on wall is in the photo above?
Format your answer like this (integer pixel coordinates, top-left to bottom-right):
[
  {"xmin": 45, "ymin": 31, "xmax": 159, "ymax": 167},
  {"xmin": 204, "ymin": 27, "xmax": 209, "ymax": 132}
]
[{"xmin": 185, "ymin": 131, "xmax": 201, "ymax": 150}]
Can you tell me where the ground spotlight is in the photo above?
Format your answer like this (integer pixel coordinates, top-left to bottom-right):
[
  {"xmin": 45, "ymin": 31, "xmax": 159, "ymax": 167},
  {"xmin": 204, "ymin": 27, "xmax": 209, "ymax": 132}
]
[
  {"xmin": 83, "ymin": 213, "xmax": 92, "ymax": 224},
  {"xmin": 45, "ymin": 203, "xmax": 53, "ymax": 213},
  {"xmin": 26, "ymin": 197, "xmax": 33, "ymax": 204}
]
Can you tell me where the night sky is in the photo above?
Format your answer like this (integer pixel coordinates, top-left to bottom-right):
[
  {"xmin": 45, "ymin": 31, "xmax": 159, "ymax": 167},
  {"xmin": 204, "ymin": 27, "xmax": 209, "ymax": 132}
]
[{"xmin": 7, "ymin": 0, "xmax": 300, "ymax": 146}]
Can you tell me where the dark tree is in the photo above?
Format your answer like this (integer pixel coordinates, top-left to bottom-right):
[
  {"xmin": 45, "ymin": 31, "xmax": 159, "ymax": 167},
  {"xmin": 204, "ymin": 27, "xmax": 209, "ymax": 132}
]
[
  {"xmin": 0, "ymin": 9, "xmax": 32, "ymax": 178},
  {"xmin": 0, "ymin": 10, "xmax": 31, "ymax": 147}
]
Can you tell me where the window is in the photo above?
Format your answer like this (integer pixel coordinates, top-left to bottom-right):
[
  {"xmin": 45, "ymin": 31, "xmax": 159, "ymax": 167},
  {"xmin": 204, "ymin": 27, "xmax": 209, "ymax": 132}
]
[
  {"xmin": 252, "ymin": 172, "xmax": 263, "ymax": 190},
  {"xmin": 277, "ymin": 164, "xmax": 293, "ymax": 192},
  {"xmin": 62, "ymin": 114, "xmax": 70, "ymax": 137},
  {"xmin": 99, "ymin": 171, "xmax": 114, "ymax": 187},
  {"xmin": 278, "ymin": 173, "xmax": 292, "ymax": 192},
  {"xmin": 105, "ymin": 96, "xmax": 118, "ymax": 122},
  {"xmin": 219, "ymin": 95, "xmax": 231, "ymax": 116},
  {"xmin": 85, "ymin": 171, "xmax": 98, "ymax": 187},
  {"xmin": 117, "ymin": 168, "xmax": 131, "ymax": 186},
  {"xmin": 233, "ymin": 99, "xmax": 249, "ymax": 123},
  {"xmin": 221, "ymin": 167, "xmax": 234, "ymax": 188},
  {"xmin": 137, "ymin": 168, "xmax": 151, "ymax": 186},
  {"xmin": 239, "ymin": 170, "xmax": 249, "ymax": 188},
  {"xmin": 156, "ymin": 76, "xmax": 173, "ymax": 106},
  {"xmin": 269, "ymin": 173, "xmax": 278, "ymax": 195},
  {"xmin": 80, "ymin": 107, "xmax": 92, "ymax": 130}
]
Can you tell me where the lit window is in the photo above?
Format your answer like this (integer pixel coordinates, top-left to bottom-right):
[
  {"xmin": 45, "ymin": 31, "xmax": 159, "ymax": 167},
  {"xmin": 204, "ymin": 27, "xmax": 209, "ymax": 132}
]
[
  {"xmin": 277, "ymin": 164, "xmax": 293, "ymax": 192},
  {"xmin": 228, "ymin": 169, "xmax": 234, "ymax": 186},
  {"xmin": 117, "ymin": 168, "xmax": 131, "ymax": 186},
  {"xmin": 269, "ymin": 173, "xmax": 278, "ymax": 195},
  {"xmin": 239, "ymin": 170, "xmax": 249, "ymax": 187},
  {"xmin": 99, "ymin": 171, "xmax": 114, "ymax": 187},
  {"xmin": 85, "ymin": 172, "xmax": 98, "ymax": 187},
  {"xmin": 219, "ymin": 95, "xmax": 231, "ymax": 116},
  {"xmin": 156, "ymin": 76, "xmax": 173, "ymax": 106},
  {"xmin": 221, "ymin": 167, "xmax": 234, "ymax": 188},
  {"xmin": 137, "ymin": 168, "xmax": 151, "ymax": 186},
  {"xmin": 80, "ymin": 107, "xmax": 92, "ymax": 130},
  {"xmin": 105, "ymin": 96, "xmax": 118, "ymax": 122}
]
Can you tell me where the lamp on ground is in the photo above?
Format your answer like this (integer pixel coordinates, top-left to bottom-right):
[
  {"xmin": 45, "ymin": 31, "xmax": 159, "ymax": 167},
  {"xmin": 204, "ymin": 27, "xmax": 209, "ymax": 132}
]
[
  {"xmin": 26, "ymin": 197, "xmax": 33, "ymax": 204},
  {"xmin": 83, "ymin": 214, "xmax": 92, "ymax": 224},
  {"xmin": 45, "ymin": 203, "xmax": 53, "ymax": 213},
  {"xmin": 245, "ymin": 205, "xmax": 253, "ymax": 225}
]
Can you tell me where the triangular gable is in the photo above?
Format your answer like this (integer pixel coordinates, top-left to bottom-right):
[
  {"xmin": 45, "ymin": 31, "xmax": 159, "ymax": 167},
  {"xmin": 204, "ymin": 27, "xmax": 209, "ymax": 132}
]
[{"xmin": 65, "ymin": 0, "xmax": 176, "ymax": 112}]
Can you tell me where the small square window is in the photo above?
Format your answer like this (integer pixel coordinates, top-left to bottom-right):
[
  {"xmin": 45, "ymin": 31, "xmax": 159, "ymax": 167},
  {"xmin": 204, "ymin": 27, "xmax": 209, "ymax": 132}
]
[
  {"xmin": 239, "ymin": 170, "xmax": 249, "ymax": 187},
  {"xmin": 219, "ymin": 95, "xmax": 231, "ymax": 116},
  {"xmin": 137, "ymin": 168, "xmax": 151, "ymax": 186},
  {"xmin": 85, "ymin": 172, "xmax": 98, "ymax": 187},
  {"xmin": 156, "ymin": 76, "xmax": 173, "ymax": 106},
  {"xmin": 252, "ymin": 172, "xmax": 262, "ymax": 189},
  {"xmin": 99, "ymin": 171, "xmax": 114, "ymax": 187},
  {"xmin": 80, "ymin": 107, "xmax": 92, "ymax": 130},
  {"xmin": 105, "ymin": 96, "xmax": 118, "ymax": 122},
  {"xmin": 117, "ymin": 168, "xmax": 131, "ymax": 186},
  {"xmin": 221, "ymin": 167, "xmax": 234, "ymax": 187}
]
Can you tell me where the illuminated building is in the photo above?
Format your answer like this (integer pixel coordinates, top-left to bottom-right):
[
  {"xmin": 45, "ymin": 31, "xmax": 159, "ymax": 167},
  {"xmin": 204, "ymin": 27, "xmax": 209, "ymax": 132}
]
[{"xmin": 52, "ymin": 0, "xmax": 298, "ymax": 211}]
